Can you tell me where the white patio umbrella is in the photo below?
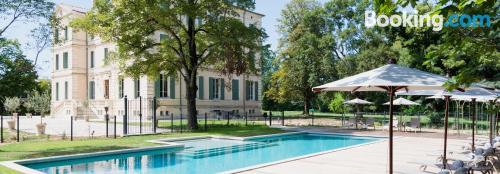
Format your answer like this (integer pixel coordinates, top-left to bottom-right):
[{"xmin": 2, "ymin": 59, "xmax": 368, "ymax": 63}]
[
  {"xmin": 344, "ymin": 98, "xmax": 373, "ymax": 104},
  {"xmin": 383, "ymin": 98, "xmax": 420, "ymax": 131},
  {"xmin": 312, "ymin": 62, "xmax": 450, "ymax": 174},
  {"xmin": 383, "ymin": 97, "xmax": 420, "ymax": 106},
  {"xmin": 343, "ymin": 98, "xmax": 373, "ymax": 128}
]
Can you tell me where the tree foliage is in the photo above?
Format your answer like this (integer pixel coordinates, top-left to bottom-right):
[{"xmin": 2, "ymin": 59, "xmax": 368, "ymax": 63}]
[
  {"xmin": 266, "ymin": 0, "xmax": 335, "ymax": 116},
  {"xmin": 72, "ymin": 0, "xmax": 264, "ymax": 129},
  {"xmin": 0, "ymin": 0, "xmax": 55, "ymax": 37}
]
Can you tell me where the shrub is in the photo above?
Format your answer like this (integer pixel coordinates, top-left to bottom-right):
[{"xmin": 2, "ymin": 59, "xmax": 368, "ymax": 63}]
[{"xmin": 428, "ymin": 112, "xmax": 443, "ymax": 128}]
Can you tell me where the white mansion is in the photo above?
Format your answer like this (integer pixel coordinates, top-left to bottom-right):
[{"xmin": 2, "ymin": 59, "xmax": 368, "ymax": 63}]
[{"xmin": 51, "ymin": 4, "xmax": 263, "ymax": 119}]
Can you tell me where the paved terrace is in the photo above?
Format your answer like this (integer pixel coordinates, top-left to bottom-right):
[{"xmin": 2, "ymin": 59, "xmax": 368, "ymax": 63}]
[{"xmin": 238, "ymin": 128, "xmax": 472, "ymax": 174}]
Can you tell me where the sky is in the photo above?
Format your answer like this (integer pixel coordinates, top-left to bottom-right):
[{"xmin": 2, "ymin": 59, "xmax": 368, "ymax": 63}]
[{"xmin": 1, "ymin": 0, "xmax": 299, "ymax": 79}]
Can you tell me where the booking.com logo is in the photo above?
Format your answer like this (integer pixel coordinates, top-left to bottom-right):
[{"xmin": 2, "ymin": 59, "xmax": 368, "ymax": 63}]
[{"xmin": 365, "ymin": 11, "xmax": 491, "ymax": 31}]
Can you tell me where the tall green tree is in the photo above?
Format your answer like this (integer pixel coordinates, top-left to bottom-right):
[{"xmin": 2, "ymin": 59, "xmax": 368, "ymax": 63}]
[
  {"xmin": 375, "ymin": 0, "xmax": 499, "ymax": 89},
  {"xmin": 267, "ymin": 0, "xmax": 335, "ymax": 116},
  {"xmin": 0, "ymin": 38, "xmax": 38, "ymax": 114},
  {"xmin": 72, "ymin": 0, "xmax": 264, "ymax": 129}
]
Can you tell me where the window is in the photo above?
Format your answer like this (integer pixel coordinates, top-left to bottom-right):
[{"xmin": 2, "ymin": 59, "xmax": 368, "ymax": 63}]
[
  {"xmin": 90, "ymin": 51, "xmax": 94, "ymax": 68},
  {"xmin": 64, "ymin": 81, "xmax": 68, "ymax": 100},
  {"xmin": 118, "ymin": 78, "xmax": 124, "ymax": 99},
  {"xmin": 63, "ymin": 52, "xmax": 68, "ymax": 69},
  {"xmin": 64, "ymin": 26, "xmax": 68, "ymax": 41},
  {"xmin": 104, "ymin": 48, "xmax": 108, "ymax": 59},
  {"xmin": 160, "ymin": 34, "xmax": 166, "ymax": 41},
  {"xmin": 89, "ymin": 81, "xmax": 95, "ymax": 99},
  {"xmin": 55, "ymin": 54, "xmax": 59, "ymax": 70},
  {"xmin": 246, "ymin": 81, "xmax": 258, "ymax": 101},
  {"xmin": 134, "ymin": 79, "xmax": 140, "ymax": 98},
  {"xmin": 209, "ymin": 78, "xmax": 224, "ymax": 100},
  {"xmin": 159, "ymin": 74, "xmax": 168, "ymax": 98},
  {"xmin": 232, "ymin": 79, "xmax": 239, "ymax": 100},
  {"xmin": 104, "ymin": 80, "xmax": 109, "ymax": 99},
  {"xmin": 55, "ymin": 82, "xmax": 59, "ymax": 101}
]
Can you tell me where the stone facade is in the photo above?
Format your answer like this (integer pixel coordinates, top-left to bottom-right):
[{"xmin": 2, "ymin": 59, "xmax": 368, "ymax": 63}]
[{"xmin": 51, "ymin": 4, "xmax": 263, "ymax": 119}]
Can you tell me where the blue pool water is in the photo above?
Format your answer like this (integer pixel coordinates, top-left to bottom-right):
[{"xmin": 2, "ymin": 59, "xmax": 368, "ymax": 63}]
[{"xmin": 25, "ymin": 133, "xmax": 381, "ymax": 174}]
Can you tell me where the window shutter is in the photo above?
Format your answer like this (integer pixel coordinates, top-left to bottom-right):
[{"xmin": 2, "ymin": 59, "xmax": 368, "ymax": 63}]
[
  {"xmin": 245, "ymin": 80, "xmax": 250, "ymax": 100},
  {"xmin": 63, "ymin": 52, "xmax": 68, "ymax": 69},
  {"xmin": 220, "ymin": 78, "xmax": 225, "ymax": 100},
  {"xmin": 208, "ymin": 77, "xmax": 214, "ymax": 100},
  {"xmin": 155, "ymin": 76, "xmax": 160, "ymax": 97},
  {"xmin": 65, "ymin": 81, "xmax": 68, "ymax": 99},
  {"xmin": 254, "ymin": 81, "xmax": 258, "ymax": 101},
  {"xmin": 90, "ymin": 51, "xmax": 94, "ymax": 68},
  {"xmin": 55, "ymin": 54, "xmax": 59, "ymax": 70},
  {"xmin": 169, "ymin": 76, "xmax": 175, "ymax": 99},
  {"xmin": 232, "ymin": 79, "xmax": 239, "ymax": 100},
  {"xmin": 198, "ymin": 76, "xmax": 204, "ymax": 100}
]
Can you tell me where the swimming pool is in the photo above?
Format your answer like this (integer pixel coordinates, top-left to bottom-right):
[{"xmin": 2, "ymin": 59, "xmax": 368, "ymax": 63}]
[{"xmin": 22, "ymin": 133, "xmax": 382, "ymax": 174}]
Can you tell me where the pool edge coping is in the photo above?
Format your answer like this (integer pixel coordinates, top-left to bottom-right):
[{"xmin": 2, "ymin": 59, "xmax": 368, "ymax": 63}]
[
  {"xmin": 1, "ymin": 143, "xmax": 184, "ymax": 174},
  {"xmin": 219, "ymin": 131, "xmax": 390, "ymax": 174},
  {"xmin": 1, "ymin": 131, "xmax": 392, "ymax": 174}
]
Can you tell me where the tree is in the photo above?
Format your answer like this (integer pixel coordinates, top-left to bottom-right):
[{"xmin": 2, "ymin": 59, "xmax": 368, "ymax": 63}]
[
  {"xmin": 266, "ymin": 0, "xmax": 335, "ymax": 116},
  {"xmin": 0, "ymin": 38, "xmax": 38, "ymax": 114},
  {"xmin": 0, "ymin": 0, "xmax": 54, "ymax": 37},
  {"xmin": 32, "ymin": 90, "xmax": 50, "ymax": 123},
  {"xmin": 3, "ymin": 96, "xmax": 20, "ymax": 114},
  {"xmin": 375, "ymin": 0, "xmax": 499, "ymax": 89},
  {"xmin": 328, "ymin": 93, "xmax": 348, "ymax": 113},
  {"xmin": 72, "ymin": 0, "xmax": 264, "ymax": 129}
]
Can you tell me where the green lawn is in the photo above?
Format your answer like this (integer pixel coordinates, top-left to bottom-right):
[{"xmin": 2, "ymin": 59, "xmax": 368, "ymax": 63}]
[{"xmin": 0, "ymin": 165, "xmax": 20, "ymax": 174}]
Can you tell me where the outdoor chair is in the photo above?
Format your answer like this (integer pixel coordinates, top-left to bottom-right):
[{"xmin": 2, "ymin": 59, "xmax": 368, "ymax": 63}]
[
  {"xmin": 406, "ymin": 118, "xmax": 421, "ymax": 133},
  {"xmin": 361, "ymin": 118, "xmax": 375, "ymax": 130},
  {"xmin": 346, "ymin": 118, "xmax": 356, "ymax": 128},
  {"xmin": 382, "ymin": 118, "xmax": 398, "ymax": 131}
]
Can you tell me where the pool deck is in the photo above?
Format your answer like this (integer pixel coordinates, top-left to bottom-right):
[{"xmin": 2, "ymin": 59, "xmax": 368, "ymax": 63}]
[{"xmin": 237, "ymin": 130, "xmax": 469, "ymax": 174}]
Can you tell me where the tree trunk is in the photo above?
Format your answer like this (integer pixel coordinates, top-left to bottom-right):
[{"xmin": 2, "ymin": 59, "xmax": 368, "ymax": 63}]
[
  {"xmin": 185, "ymin": 74, "xmax": 199, "ymax": 130},
  {"xmin": 185, "ymin": 0, "xmax": 199, "ymax": 130},
  {"xmin": 303, "ymin": 97, "xmax": 310, "ymax": 116}
]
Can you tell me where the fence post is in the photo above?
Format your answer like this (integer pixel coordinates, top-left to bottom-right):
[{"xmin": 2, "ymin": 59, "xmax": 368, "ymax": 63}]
[
  {"xmin": 1, "ymin": 115, "xmax": 3, "ymax": 143},
  {"xmin": 16, "ymin": 116, "xmax": 19, "ymax": 142},
  {"xmin": 139, "ymin": 96, "xmax": 142, "ymax": 134},
  {"xmin": 105, "ymin": 114, "xmax": 109, "ymax": 138},
  {"xmin": 269, "ymin": 112, "xmax": 272, "ymax": 126},
  {"xmin": 113, "ymin": 116, "xmax": 117, "ymax": 139},
  {"xmin": 180, "ymin": 113, "xmax": 183, "ymax": 133},
  {"xmin": 170, "ymin": 113, "xmax": 174, "ymax": 133},
  {"xmin": 71, "ymin": 116, "xmax": 73, "ymax": 141},
  {"xmin": 123, "ymin": 96, "xmax": 128, "ymax": 136},
  {"xmin": 282, "ymin": 111, "xmax": 285, "ymax": 126},
  {"xmin": 204, "ymin": 112, "xmax": 207, "ymax": 131},
  {"xmin": 245, "ymin": 111, "xmax": 248, "ymax": 126},
  {"xmin": 311, "ymin": 111, "xmax": 314, "ymax": 126},
  {"xmin": 152, "ymin": 96, "xmax": 157, "ymax": 134}
]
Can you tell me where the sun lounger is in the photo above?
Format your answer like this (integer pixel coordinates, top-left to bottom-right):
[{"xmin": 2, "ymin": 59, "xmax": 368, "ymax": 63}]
[
  {"xmin": 406, "ymin": 118, "xmax": 421, "ymax": 133},
  {"xmin": 361, "ymin": 118, "xmax": 375, "ymax": 130}
]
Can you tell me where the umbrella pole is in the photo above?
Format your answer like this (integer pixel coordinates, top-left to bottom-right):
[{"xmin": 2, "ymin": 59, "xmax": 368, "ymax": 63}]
[
  {"xmin": 443, "ymin": 96, "xmax": 450, "ymax": 169},
  {"xmin": 489, "ymin": 101, "xmax": 494, "ymax": 145},
  {"xmin": 472, "ymin": 98, "xmax": 476, "ymax": 151},
  {"xmin": 388, "ymin": 88, "xmax": 395, "ymax": 174}
]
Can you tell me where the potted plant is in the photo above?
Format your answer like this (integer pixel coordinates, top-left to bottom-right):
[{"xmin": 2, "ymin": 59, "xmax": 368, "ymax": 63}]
[
  {"xmin": 4, "ymin": 97, "xmax": 21, "ymax": 130},
  {"xmin": 24, "ymin": 91, "xmax": 36, "ymax": 118},
  {"xmin": 33, "ymin": 91, "xmax": 50, "ymax": 135}
]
